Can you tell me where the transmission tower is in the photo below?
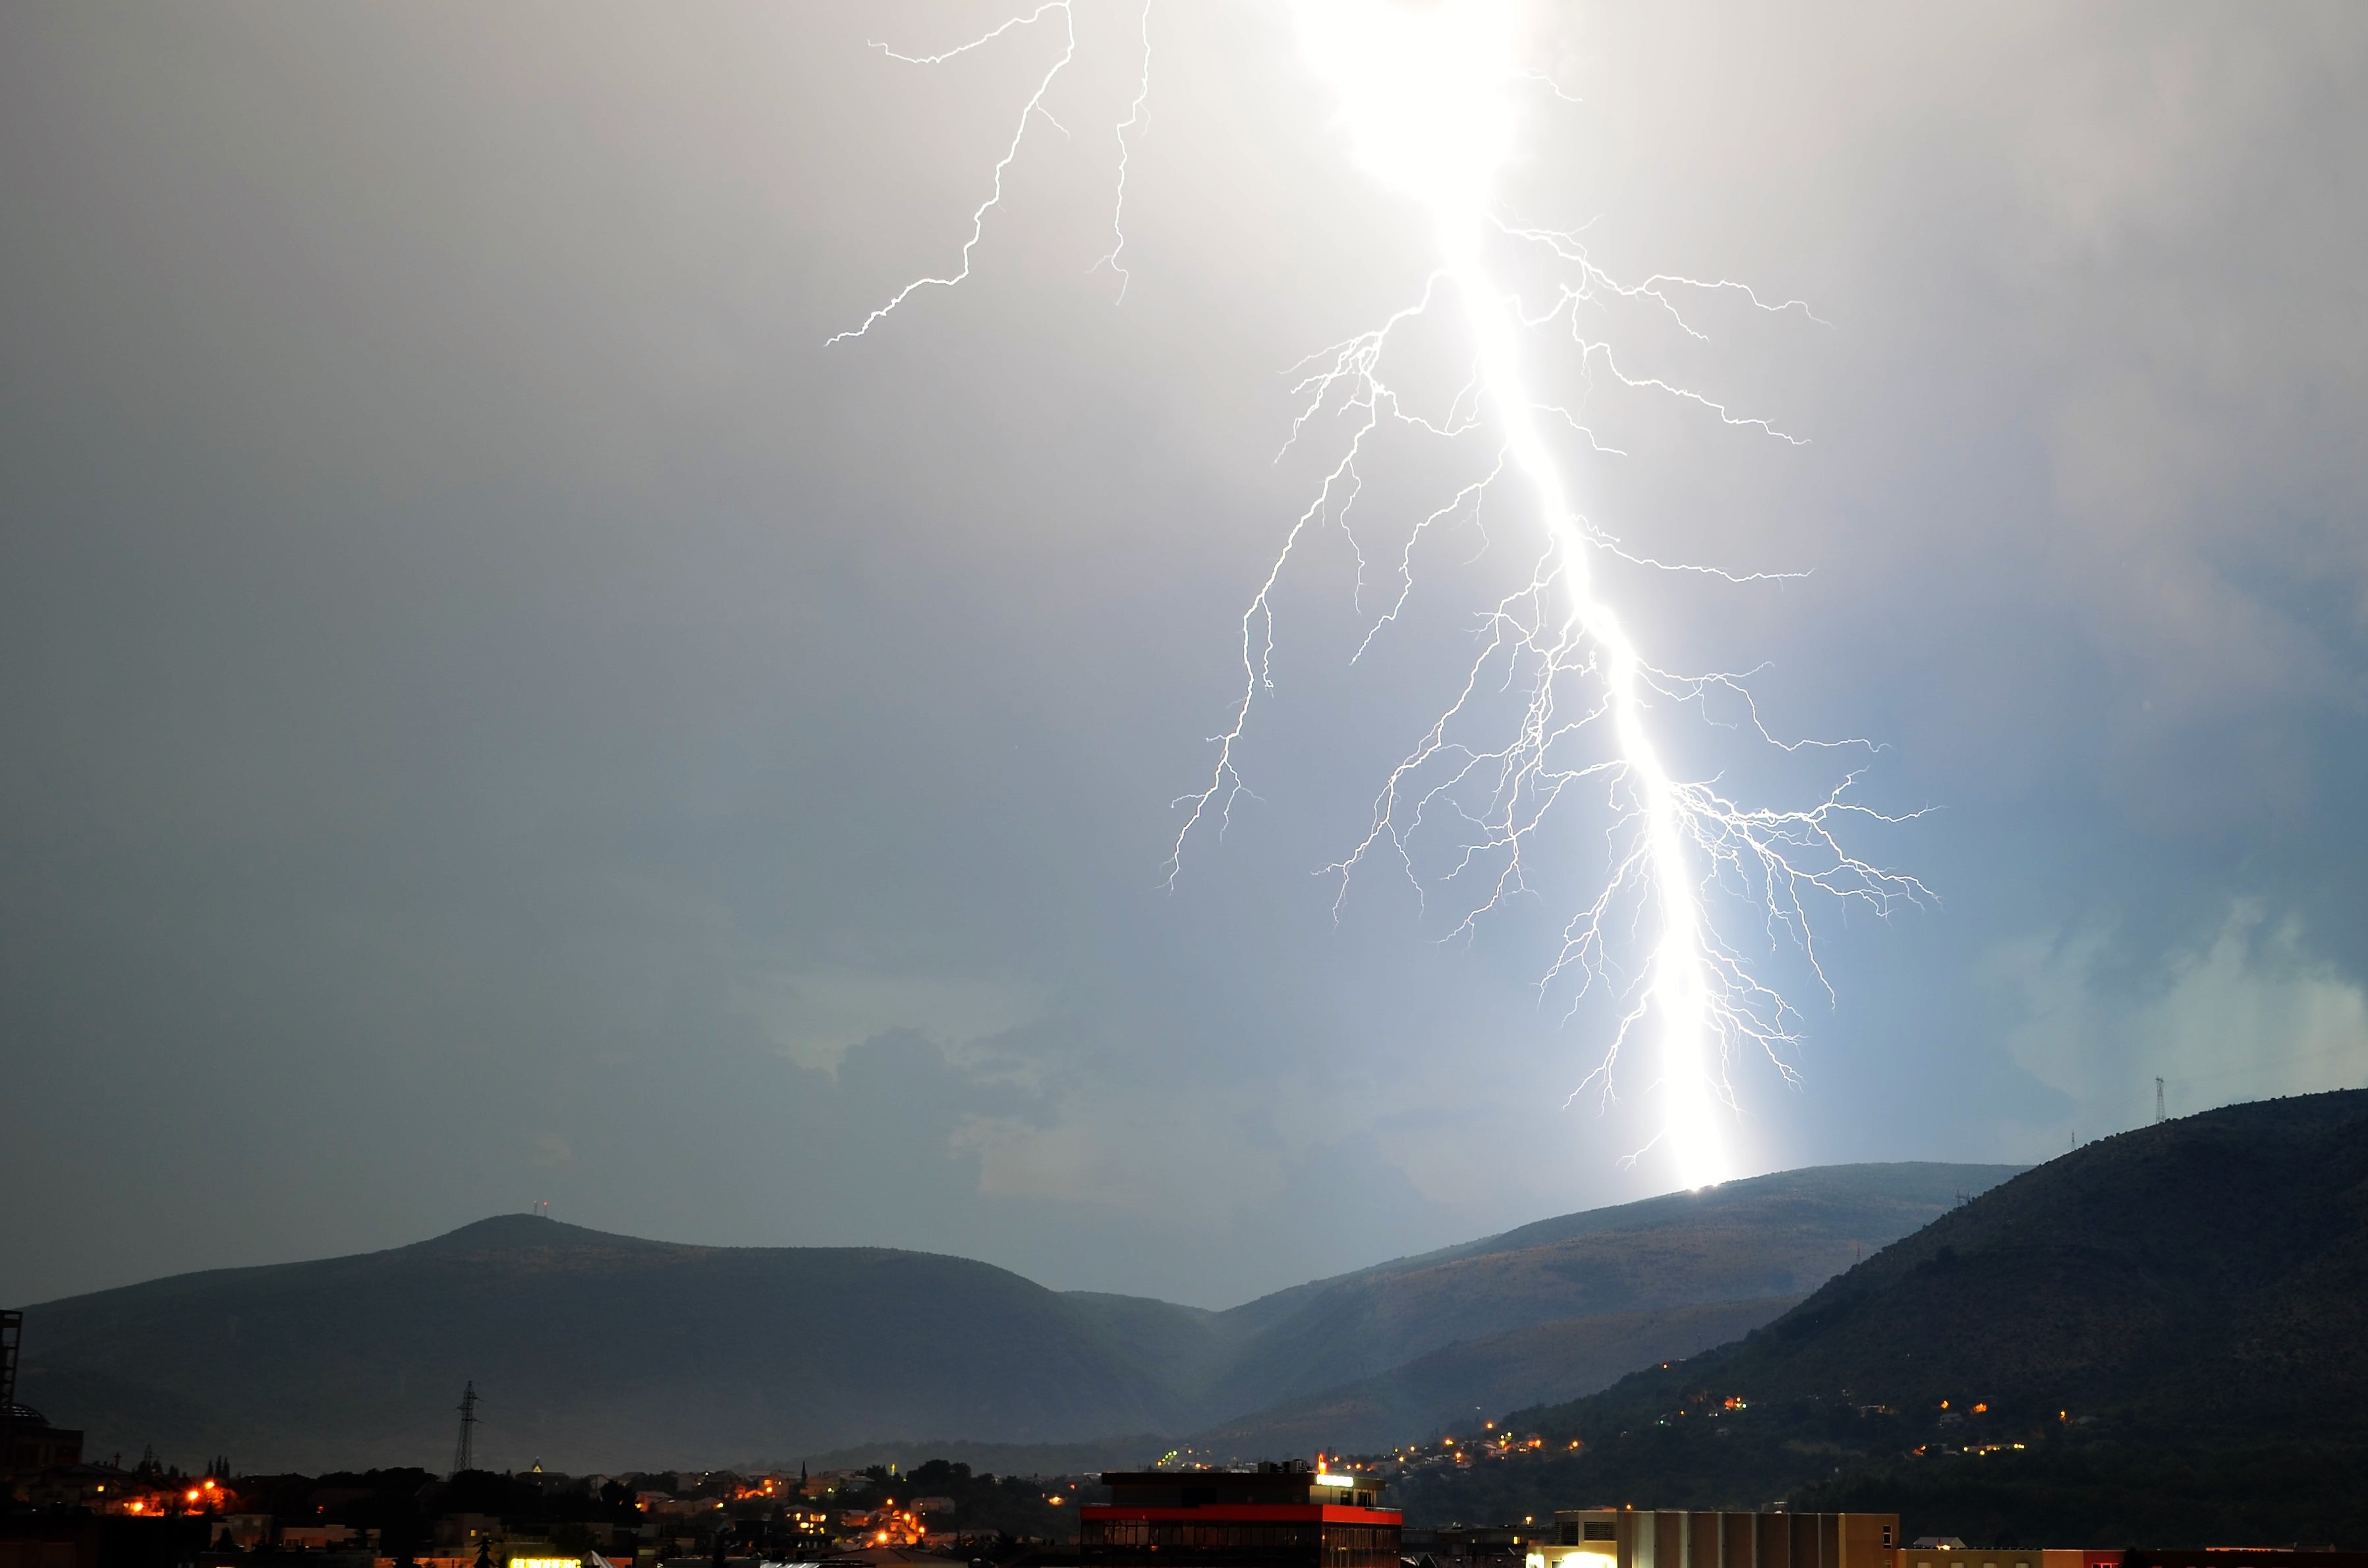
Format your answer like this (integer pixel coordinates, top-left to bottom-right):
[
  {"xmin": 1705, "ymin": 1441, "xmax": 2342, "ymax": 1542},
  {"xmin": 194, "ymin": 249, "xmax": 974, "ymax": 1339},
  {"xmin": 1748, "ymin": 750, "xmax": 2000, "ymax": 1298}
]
[
  {"xmin": 2155, "ymin": 1077, "xmax": 2166, "ymax": 1125},
  {"xmin": 1, "ymin": 1310, "xmax": 21, "ymax": 1411},
  {"xmin": 1, "ymin": 1309, "xmax": 21, "ymax": 1465},
  {"xmin": 452, "ymin": 1382, "xmax": 480, "ymax": 1476}
]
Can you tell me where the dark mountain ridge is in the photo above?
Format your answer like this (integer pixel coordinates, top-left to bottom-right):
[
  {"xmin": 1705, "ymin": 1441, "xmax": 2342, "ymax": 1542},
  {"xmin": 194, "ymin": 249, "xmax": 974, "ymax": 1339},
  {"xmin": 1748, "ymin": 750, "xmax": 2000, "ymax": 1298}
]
[
  {"xmin": 1192, "ymin": 1162, "xmax": 2009, "ymax": 1416},
  {"xmin": 15, "ymin": 1162, "xmax": 2017, "ymax": 1472},
  {"xmin": 1392, "ymin": 1090, "xmax": 2368, "ymax": 1542},
  {"xmin": 1537, "ymin": 1088, "xmax": 2368, "ymax": 1436},
  {"xmin": 22, "ymin": 1219, "xmax": 1182, "ymax": 1472}
]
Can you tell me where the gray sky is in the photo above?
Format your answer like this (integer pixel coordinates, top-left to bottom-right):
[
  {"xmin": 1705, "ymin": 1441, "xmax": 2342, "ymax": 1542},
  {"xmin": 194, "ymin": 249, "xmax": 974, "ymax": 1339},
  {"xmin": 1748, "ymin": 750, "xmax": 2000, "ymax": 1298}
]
[{"xmin": 4, "ymin": 1, "xmax": 2365, "ymax": 1311}]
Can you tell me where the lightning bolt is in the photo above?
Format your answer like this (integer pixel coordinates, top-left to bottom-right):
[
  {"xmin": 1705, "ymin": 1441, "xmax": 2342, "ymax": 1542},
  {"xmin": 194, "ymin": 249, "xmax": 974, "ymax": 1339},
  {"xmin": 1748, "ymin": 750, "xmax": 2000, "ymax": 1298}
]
[
  {"xmin": 826, "ymin": 2, "xmax": 1080, "ymax": 347},
  {"xmin": 1091, "ymin": 2, "xmax": 1154, "ymax": 300},
  {"xmin": 832, "ymin": 1, "xmax": 1927, "ymax": 1192}
]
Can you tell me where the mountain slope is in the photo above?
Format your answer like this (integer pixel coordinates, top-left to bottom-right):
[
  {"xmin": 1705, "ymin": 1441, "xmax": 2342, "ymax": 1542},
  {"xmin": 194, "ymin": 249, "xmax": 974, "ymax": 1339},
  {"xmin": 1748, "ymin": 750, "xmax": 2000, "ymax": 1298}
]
[
  {"xmin": 1056, "ymin": 1292, "xmax": 1244, "ymax": 1401},
  {"xmin": 1547, "ymin": 1090, "xmax": 2368, "ymax": 1432},
  {"xmin": 1188, "ymin": 1162, "xmax": 2020, "ymax": 1424},
  {"xmin": 1193, "ymin": 1295, "xmax": 1801, "ymax": 1455},
  {"xmin": 14, "ymin": 1162, "xmax": 2021, "ymax": 1472},
  {"xmin": 18, "ymin": 1218, "xmax": 1185, "ymax": 1472},
  {"xmin": 1392, "ymin": 1090, "xmax": 2368, "ymax": 1542}
]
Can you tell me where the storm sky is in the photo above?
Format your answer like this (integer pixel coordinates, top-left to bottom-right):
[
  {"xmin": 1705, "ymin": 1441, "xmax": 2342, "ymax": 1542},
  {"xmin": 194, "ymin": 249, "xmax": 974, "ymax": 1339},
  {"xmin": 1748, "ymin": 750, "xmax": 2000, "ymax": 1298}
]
[{"xmin": 5, "ymin": 1, "xmax": 2365, "ymax": 1311}]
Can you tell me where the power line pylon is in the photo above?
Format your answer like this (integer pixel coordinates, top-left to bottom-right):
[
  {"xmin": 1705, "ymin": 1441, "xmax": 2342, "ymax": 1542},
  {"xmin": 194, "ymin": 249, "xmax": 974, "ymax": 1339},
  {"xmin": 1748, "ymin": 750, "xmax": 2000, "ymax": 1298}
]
[
  {"xmin": 452, "ymin": 1382, "xmax": 480, "ymax": 1476},
  {"xmin": 1, "ymin": 1310, "xmax": 22, "ymax": 1463},
  {"xmin": 2155, "ymin": 1077, "xmax": 2166, "ymax": 1125},
  {"xmin": 1, "ymin": 1310, "xmax": 21, "ymax": 1411}
]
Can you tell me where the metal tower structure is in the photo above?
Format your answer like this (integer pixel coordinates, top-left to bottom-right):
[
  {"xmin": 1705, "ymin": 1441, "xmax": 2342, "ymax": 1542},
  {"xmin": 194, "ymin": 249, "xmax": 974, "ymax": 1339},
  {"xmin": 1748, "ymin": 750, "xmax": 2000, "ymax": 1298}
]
[
  {"xmin": 1, "ymin": 1310, "xmax": 21, "ymax": 1412},
  {"xmin": 1, "ymin": 1309, "xmax": 22, "ymax": 1467},
  {"xmin": 2155, "ymin": 1077, "xmax": 2166, "ymax": 1125},
  {"xmin": 452, "ymin": 1382, "xmax": 480, "ymax": 1476}
]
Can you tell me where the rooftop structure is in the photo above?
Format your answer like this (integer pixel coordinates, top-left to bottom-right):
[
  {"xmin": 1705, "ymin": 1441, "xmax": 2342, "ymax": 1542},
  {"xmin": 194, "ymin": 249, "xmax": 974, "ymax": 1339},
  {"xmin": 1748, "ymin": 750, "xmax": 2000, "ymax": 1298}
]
[
  {"xmin": 0, "ymin": 1312, "xmax": 84, "ymax": 1475},
  {"xmin": 1083, "ymin": 1463, "xmax": 1399, "ymax": 1568}
]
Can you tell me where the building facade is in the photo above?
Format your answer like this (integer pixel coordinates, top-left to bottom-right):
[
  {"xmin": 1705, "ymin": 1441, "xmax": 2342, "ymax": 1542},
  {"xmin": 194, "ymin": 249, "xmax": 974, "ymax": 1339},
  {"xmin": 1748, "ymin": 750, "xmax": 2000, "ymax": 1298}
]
[
  {"xmin": 0, "ymin": 1410, "xmax": 82, "ymax": 1475},
  {"xmin": 1533, "ymin": 1511, "xmax": 1900, "ymax": 1568},
  {"xmin": 1081, "ymin": 1464, "xmax": 1400, "ymax": 1568}
]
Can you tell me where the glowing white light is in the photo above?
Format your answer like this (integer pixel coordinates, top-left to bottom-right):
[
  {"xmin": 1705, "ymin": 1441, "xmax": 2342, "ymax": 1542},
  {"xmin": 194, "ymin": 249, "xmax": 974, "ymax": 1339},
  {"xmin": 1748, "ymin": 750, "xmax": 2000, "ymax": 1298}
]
[
  {"xmin": 1286, "ymin": 0, "xmax": 1735, "ymax": 1185},
  {"xmin": 833, "ymin": 1, "xmax": 1927, "ymax": 1195},
  {"xmin": 1289, "ymin": 0, "xmax": 1515, "ymax": 227}
]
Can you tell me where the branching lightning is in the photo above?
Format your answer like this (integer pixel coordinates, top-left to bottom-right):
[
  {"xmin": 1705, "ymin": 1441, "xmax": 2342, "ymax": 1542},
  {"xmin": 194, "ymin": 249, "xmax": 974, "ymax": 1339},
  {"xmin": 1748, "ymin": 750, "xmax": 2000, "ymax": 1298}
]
[
  {"xmin": 826, "ymin": 2, "xmax": 1080, "ymax": 347},
  {"xmin": 830, "ymin": 0, "xmax": 1928, "ymax": 1192},
  {"xmin": 1090, "ymin": 2, "xmax": 1154, "ymax": 300}
]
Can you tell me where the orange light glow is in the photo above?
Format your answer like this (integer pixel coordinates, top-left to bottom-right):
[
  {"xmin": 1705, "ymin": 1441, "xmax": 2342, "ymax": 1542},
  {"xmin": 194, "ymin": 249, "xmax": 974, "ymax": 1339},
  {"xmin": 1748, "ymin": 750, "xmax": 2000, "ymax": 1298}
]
[{"xmin": 1973, "ymin": 1403, "xmax": 1987, "ymax": 1413}]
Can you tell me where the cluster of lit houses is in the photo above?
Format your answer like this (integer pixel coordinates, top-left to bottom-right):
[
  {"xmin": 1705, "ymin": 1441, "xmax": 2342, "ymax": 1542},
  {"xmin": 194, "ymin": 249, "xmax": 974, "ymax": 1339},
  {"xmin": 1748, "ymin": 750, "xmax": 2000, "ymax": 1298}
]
[
  {"xmin": 5, "ymin": 1406, "xmax": 2361, "ymax": 1568},
  {"xmin": 7, "ymin": 1448, "xmax": 2367, "ymax": 1568}
]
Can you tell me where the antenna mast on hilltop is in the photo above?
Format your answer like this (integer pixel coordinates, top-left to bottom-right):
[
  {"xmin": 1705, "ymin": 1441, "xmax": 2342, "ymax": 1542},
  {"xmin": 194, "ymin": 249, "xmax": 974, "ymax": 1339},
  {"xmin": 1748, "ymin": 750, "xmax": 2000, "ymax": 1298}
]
[
  {"xmin": 2155, "ymin": 1078, "xmax": 2166, "ymax": 1125},
  {"xmin": 452, "ymin": 1382, "xmax": 480, "ymax": 1476}
]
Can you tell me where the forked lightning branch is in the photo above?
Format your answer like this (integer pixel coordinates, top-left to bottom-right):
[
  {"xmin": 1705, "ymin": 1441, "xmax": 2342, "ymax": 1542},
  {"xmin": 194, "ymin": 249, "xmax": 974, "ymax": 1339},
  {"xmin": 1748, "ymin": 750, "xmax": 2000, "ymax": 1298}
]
[{"xmin": 828, "ymin": 0, "xmax": 1928, "ymax": 1190}]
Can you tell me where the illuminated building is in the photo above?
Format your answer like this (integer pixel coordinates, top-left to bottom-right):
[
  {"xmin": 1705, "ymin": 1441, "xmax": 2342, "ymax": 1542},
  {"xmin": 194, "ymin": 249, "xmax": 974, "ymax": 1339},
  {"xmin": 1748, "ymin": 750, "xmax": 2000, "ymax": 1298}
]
[
  {"xmin": 1530, "ymin": 1511, "xmax": 1898, "ymax": 1568},
  {"xmin": 1081, "ymin": 1461, "xmax": 1399, "ymax": 1568}
]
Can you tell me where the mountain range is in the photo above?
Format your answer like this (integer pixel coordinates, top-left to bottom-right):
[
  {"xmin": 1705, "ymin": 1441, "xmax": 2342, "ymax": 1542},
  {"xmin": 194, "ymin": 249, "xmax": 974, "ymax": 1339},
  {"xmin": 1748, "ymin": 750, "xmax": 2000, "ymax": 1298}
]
[
  {"xmin": 14, "ymin": 1161, "xmax": 2014, "ymax": 1472},
  {"xmin": 1391, "ymin": 1089, "xmax": 2368, "ymax": 1543}
]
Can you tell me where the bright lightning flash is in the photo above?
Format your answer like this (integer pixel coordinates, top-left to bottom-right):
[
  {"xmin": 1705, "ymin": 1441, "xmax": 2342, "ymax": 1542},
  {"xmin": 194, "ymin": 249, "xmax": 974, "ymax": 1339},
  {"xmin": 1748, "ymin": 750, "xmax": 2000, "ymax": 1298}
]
[{"xmin": 833, "ymin": 1, "xmax": 1927, "ymax": 1193}]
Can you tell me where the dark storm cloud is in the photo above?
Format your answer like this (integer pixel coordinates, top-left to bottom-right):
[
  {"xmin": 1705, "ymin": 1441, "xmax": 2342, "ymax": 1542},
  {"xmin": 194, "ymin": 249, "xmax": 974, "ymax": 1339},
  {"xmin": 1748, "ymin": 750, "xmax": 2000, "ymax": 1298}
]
[{"xmin": 3, "ymin": 1, "xmax": 2363, "ymax": 1311}]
